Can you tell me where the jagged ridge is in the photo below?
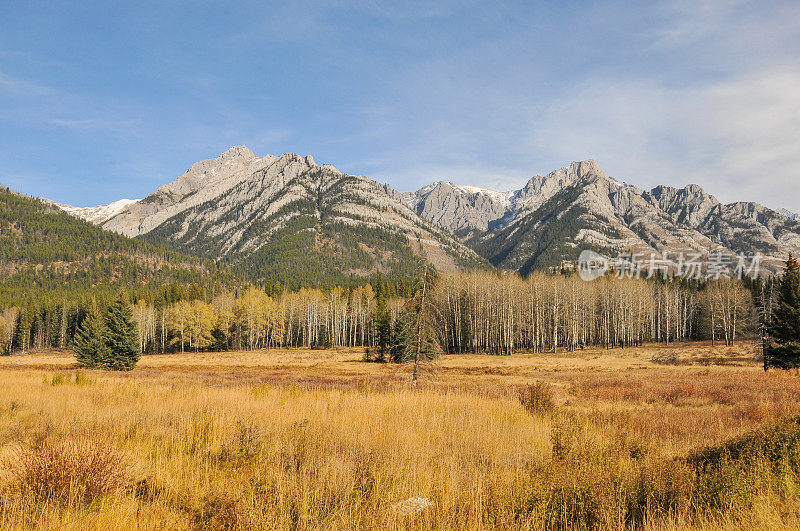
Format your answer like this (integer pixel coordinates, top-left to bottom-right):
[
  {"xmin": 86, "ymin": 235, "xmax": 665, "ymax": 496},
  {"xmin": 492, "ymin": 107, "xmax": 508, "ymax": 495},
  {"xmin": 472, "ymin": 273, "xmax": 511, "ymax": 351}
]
[
  {"xmin": 86, "ymin": 147, "xmax": 486, "ymax": 287},
  {"xmin": 50, "ymin": 149, "xmax": 800, "ymax": 278}
]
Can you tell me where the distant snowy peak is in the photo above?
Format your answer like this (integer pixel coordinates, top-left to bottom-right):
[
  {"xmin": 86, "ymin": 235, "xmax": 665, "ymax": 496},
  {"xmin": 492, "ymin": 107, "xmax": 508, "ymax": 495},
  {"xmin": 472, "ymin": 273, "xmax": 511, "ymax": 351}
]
[
  {"xmin": 401, "ymin": 181, "xmax": 515, "ymax": 234},
  {"xmin": 403, "ymin": 160, "xmax": 610, "ymax": 234},
  {"xmin": 48, "ymin": 198, "xmax": 140, "ymax": 224},
  {"xmin": 777, "ymin": 208, "xmax": 799, "ymax": 220},
  {"xmin": 451, "ymin": 184, "xmax": 515, "ymax": 207}
]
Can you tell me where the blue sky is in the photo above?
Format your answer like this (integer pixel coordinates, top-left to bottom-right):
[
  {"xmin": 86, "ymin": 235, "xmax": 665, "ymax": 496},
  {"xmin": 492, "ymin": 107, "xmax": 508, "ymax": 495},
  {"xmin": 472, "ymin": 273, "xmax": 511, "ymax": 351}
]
[{"xmin": 1, "ymin": 1, "xmax": 799, "ymax": 210}]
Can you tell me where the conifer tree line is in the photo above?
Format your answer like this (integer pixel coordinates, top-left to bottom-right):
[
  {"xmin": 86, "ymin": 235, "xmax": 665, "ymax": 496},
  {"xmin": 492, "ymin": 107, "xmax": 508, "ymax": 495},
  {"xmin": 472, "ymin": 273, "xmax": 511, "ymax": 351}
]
[
  {"xmin": 0, "ymin": 270, "xmax": 761, "ymax": 357},
  {"xmin": 764, "ymin": 254, "xmax": 800, "ymax": 369}
]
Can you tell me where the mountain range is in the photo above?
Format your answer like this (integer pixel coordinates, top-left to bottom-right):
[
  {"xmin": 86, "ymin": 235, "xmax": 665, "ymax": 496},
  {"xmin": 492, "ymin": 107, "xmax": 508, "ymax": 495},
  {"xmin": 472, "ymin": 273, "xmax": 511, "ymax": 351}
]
[
  {"xmin": 403, "ymin": 160, "xmax": 800, "ymax": 273},
  {"xmin": 43, "ymin": 146, "xmax": 800, "ymax": 281}
]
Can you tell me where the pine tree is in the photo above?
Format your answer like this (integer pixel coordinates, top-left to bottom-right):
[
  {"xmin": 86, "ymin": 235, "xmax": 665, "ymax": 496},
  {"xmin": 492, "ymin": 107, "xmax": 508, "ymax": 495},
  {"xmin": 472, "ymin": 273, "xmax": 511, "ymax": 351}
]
[
  {"xmin": 102, "ymin": 296, "xmax": 141, "ymax": 371},
  {"xmin": 373, "ymin": 291, "xmax": 391, "ymax": 362},
  {"xmin": 73, "ymin": 300, "xmax": 108, "ymax": 368},
  {"xmin": 390, "ymin": 315, "xmax": 408, "ymax": 363},
  {"xmin": 766, "ymin": 254, "xmax": 800, "ymax": 369},
  {"xmin": 390, "ymin": 268, "xmax": 441, "ymax": 375}
]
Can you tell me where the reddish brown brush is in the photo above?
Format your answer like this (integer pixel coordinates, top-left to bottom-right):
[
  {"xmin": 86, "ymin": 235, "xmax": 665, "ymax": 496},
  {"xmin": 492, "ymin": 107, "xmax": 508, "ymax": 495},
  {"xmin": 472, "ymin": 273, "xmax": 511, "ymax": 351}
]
[{"xmin": 9, "ymin": 439, "xmax": 128, "ymax": 505}]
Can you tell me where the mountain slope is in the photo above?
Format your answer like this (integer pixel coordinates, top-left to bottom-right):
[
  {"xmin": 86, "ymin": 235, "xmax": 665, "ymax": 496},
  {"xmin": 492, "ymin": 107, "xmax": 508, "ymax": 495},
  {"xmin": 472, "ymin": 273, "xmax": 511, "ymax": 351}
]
[
  {"xmin": 401, "ymin": 182, "xmax": 514, "ymax": 237},
  {"xmin": 103, "ymin": 146, "xmax": 274, "ymax": 237},
  {"xmin": 99, "ymin": 147, "xmax": 485, "ymax": 287},
  {"xmin": 402, "ymin": 160, "xmax": 602, "ymax": 237},
  {"xmin": 0, "ymin": 185, "xmax": 230, "ymax": 305}
]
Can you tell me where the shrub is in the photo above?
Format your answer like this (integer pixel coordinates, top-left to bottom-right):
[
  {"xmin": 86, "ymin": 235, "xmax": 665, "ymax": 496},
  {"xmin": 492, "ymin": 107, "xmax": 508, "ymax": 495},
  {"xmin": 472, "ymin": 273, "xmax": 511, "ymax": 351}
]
[
  {"xmin": 73, "ymin": 371, "xmax": 95, "ymax": 386},
  {"xmin": 189, "ymin": 493, "xmax": 240, "ymax": 530},
  {"xmin": 687, "ymin": 415, "xmax": 800, "ymax": 473},
  {"xmin": 518, "ymin": 381, "xmax": 556, "ymax": 415},
  {"xmin": 9, "ymin": 440, "xmax": 128, "ymax": 504},
  {"xmin": 44, "ymin": 372, "xmax": 95, "ymax": 387},
  {"xmin": 47, "ymin": 373, "xmax": 67, "ymax": 386}
]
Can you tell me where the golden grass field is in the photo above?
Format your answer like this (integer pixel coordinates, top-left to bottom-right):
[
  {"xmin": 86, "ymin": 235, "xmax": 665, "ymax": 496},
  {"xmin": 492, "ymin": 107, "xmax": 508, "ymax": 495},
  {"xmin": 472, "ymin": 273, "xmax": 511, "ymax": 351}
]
[{"xmin": 2, "ymin": 341, "xmax": 800, "ymax": 530}]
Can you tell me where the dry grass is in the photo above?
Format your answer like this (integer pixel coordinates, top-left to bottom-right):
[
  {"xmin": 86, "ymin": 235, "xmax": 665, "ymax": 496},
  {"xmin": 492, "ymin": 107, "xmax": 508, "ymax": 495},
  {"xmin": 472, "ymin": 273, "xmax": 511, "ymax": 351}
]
[{"xmin": 0, "ymin": 341, "xmax": 799, "ymax": 529}]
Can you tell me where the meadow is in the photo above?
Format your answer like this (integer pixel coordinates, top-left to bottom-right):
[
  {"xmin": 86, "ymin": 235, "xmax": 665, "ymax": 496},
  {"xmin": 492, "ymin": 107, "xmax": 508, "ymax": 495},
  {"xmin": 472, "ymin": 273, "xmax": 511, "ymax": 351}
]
[{"xmin": 2, "ymin": 341, "xmax": 800, "ymax": 530}]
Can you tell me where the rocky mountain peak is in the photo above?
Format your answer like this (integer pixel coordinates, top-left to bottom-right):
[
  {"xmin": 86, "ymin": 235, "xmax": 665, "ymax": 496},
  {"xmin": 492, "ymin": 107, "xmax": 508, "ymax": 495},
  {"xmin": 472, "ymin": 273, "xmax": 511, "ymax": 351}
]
[
  {"xmin": 218, "ymin": 145, "xmax": 257, "ymax": 163},
  {"xmin": 569, "ymin": 159, "xmax": 604, "ymax": 179}
]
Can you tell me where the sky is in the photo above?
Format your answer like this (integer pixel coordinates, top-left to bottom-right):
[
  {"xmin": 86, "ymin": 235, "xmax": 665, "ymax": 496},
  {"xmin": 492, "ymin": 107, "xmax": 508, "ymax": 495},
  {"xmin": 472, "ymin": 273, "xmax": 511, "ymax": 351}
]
[{"xmin": 1, "ymin": 1, "xmax": 799, "ymax": 211}]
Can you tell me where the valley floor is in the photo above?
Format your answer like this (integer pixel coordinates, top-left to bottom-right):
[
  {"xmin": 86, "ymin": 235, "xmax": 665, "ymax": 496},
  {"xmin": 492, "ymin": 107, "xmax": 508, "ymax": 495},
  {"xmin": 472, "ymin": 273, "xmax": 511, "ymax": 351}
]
[{"xmin": 1, "ymin": 342, "xmax": 800, "ymax": 529}]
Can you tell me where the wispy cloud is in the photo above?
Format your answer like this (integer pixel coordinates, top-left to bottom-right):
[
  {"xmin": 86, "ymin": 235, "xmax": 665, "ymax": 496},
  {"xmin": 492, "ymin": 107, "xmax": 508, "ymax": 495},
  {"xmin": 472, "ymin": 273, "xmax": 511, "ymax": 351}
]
[
  {"xmin": 49, "ymin": 117, "xmax": 143, "ymax": 132},
  {"xmin": 0, "ymin": 70, "xmax": 55, "ymax": 96},
  {"xmin": 649, "ymin": 0, "xmax": 745, "ymax": 51}
]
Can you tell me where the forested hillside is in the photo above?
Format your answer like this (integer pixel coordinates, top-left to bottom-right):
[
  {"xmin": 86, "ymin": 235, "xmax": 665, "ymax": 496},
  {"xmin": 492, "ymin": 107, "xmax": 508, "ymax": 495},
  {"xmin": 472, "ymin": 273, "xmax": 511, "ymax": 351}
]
[
  {"xmin": 0, "ymin": 186, "xmax": 236, "ymax": 303},
  {"xmin": 0, "ymin": 186, "xmax": 246, "ymax": 352}
]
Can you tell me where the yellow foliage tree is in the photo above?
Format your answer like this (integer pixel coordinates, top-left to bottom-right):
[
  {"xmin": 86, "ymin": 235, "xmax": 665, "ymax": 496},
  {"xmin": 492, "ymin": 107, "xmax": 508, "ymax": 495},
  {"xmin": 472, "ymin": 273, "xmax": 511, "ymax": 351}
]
[
  {"xmin": 168, "ymin": 300, "xmax": 191, "ymax": 353},
  {"xmin": 187, "ymin": 300, "xmax": 216, "ymax": 352},
  {"xmin": 236, "ymin": 287, "xmax": 284, "ymax": 350}
]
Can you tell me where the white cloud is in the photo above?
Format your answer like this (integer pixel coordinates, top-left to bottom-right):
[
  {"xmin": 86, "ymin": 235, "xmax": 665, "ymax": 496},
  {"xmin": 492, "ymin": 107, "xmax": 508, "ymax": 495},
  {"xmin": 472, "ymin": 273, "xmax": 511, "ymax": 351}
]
[{"xmin": 527, "ymin": 66, "xmax": 800, "ymax": 210}]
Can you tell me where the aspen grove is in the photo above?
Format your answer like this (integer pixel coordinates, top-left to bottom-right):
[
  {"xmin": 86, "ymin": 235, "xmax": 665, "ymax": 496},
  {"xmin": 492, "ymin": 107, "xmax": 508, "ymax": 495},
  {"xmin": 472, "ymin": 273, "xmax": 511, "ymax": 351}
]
[{"xmin": 0, "ymin": 270, "xmax": 759, "ymax": 356}]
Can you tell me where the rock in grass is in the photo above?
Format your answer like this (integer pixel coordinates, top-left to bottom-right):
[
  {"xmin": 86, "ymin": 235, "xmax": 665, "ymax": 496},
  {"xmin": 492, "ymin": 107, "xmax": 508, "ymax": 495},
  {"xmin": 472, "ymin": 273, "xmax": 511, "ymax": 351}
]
[{"xmin": 395, "ymin": 496, "xmax": 432, "ymax": 517}]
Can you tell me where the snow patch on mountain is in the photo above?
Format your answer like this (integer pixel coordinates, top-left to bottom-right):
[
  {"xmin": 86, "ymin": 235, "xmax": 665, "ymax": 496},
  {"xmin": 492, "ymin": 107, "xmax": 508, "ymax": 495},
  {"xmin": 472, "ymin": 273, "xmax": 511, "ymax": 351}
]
[
  {"xmin": 46, "ymin": 198, "xmax": 140, "ymax": 224},
  {"xmin": 452, "ymin": 185, "xmax": 515, "ymax": 207}
]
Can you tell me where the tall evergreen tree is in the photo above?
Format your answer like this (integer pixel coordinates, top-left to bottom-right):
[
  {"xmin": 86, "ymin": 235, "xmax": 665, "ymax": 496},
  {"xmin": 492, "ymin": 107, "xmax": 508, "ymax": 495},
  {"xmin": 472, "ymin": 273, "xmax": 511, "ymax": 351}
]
[
  {"xmin": 390, "ymin": 315, "xmax": 408, "ymax": 363},
  {"xmin": 373, "ymin": 291, "xmax": 391, "ymax": 362},
  {"xmin": 73, "ymin": 299, "xmax": 108, "ymax": 368},
  {"xmin": 390, "ymin": 268, "xmax": 441, "ymax": 384},
  {"xmin": 766, "ymin": 254, "xmax": 800, "ymax": 369},
  {"xmin": 102, "ymin": 296, "xmax": 141, "ymax": 371},
  {"xmin": 390, "ymin": 309, "xmax": 441, "ymax": 364}
]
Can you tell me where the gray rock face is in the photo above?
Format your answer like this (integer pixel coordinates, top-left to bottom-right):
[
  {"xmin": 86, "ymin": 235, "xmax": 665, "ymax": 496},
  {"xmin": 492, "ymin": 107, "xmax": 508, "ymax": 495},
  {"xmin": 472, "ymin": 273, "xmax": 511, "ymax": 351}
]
[
  {"xmin": 402, "ymin": 159, "xmax": 607, "ymax": 235},
  {"xmin": 91, "ymin": 147, "xmax": 485, "ymax": 280},
  {"xmin": 103, "ymin": 146, "xmax": 277, "ymax": 237},
  {"xmin": 515, "ymin": 160, "xmax": 606, "ymax": 213},
  {"xmin": 401, "ymin": 182, "xmax": 512, "ymax": 234}
]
